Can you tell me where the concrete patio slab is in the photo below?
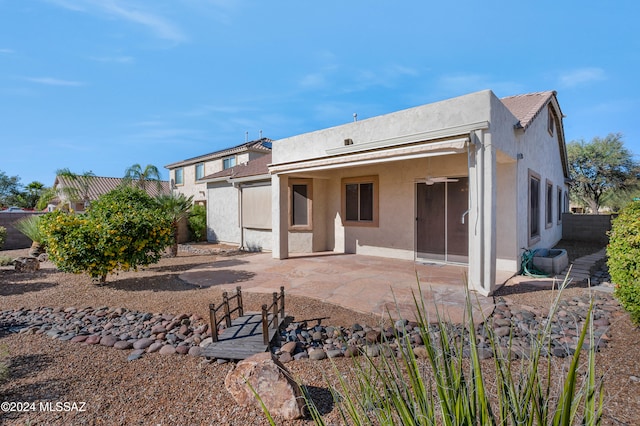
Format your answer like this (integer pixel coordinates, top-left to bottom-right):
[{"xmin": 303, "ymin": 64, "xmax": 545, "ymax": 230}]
[{"xmin": 179, "ymin": 252, "xmax": 504, "ymax": 324}]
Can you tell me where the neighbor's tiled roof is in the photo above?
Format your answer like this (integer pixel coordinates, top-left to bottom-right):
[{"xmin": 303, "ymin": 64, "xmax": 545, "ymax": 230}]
[
  {"xmin": 200, "ymin": 153, "xmax": 272, "ymax": 181},
  {"xmin": 54, "ymin": 175, "xmax": 170, "ymax": 202},
  {"xmin": 501, "ymin": 91, "xmax": 556, "ymax": 130},
  {"xmin": 165, "ymin": 138, "xmax": 272, "ymax": 169}
]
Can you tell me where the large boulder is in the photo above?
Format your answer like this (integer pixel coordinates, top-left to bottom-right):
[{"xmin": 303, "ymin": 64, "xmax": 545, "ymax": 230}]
[
  {"xmin": 224, "ymin": 352, "xmax": 305, "ymax": 420},
  {"xmin": 13, "ymin": 256, "xmax": 40, "ymax": 272}
]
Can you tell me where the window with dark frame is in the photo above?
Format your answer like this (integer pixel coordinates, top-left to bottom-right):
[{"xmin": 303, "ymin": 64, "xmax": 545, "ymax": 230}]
[
  {"xmin": 342, "ymin": 176, "xmax": 378, "ymax": 226},
  {"xmin": 557, "ymin": 187, "xmax": 563, "ymax": 224},
  {"xmin": 548, "ymin": 105, "xmax": 555, "ymax": 136},
  {"xmin": 289, "ymin": 179, "xmax": 312, "ymax": 230},
  {"xmin": 291, "ymin": 184, "xmax": 308, "ymax": 226},
  {"xmin": 529, "ymin": 172, "xmax": 540, "ymax": 242},
  {"xmin": 546, "ymin": 180, "xmax": 553, "ymax": 227}
]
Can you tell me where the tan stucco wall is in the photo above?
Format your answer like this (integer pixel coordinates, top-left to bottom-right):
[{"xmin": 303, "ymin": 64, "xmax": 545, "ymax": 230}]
[
  {"xmin": 286, "ymin": 154, "xmax": 469, "ymax": 259},
  {"xmin": 512, "ymin": 102, "xmax": 567, "ymax": 253},
  {"xmin": 273, "ymin": 90, "xmax": 493, "ymax": 165}
]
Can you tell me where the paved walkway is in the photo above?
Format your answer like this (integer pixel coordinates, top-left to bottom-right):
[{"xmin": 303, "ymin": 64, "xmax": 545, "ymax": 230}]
[
  {"xmin": 179, "ymin": 253, "xmax": 503, "ymax": 324},
  {"xmin": 179, "ymin": 248, "xmax": 609, "ymax": 324}
]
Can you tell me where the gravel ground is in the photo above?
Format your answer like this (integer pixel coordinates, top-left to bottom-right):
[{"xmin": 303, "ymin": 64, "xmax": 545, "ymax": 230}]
[{"xmin": 1, "ymin": 244, "xmax": 639, "ymax": 425}]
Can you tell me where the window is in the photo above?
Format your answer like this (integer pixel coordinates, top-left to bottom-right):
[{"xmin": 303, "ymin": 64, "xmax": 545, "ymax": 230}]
[
  {"xmin": 528, "ymin": 170, "xmax": 540, "ymax": 243},
  {"xmin": 342, "ymin": 175, "xmax": 379, "ymax": 227},
  {"xmin": 242, "ymin": 184, "xmax": 271, "ymax": 230},
  {"xmin": 175, "ymin": 168, "xmax": 184, "ymax": 186},
  {"xmin": 223, "ymin": 156, "xmax": 236, "ymax": 169},
  {"xmin": 546, "ymin": 180, "xmax": 553, "ymax": 228},
  {"xmin": 195, "ymin": 163, "xmax": 204, "ymax": 180},
  {"xmin": 547, "ymin": 105, "xmax": 555, "ymax": 136},
  {"xmin": 288, "ymin": 179, "xmax": 312, "ymax": 230},
  {"xmin": 557, "ymin": 187, "xmax": 563, "ymax": 224}
]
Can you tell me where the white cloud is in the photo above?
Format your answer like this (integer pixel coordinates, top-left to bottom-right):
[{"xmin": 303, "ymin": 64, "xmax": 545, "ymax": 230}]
[
  {"xmin": 299, "ymin": 72, "xmax": 328, "ymax": 89},
  {"xmin": 89, "ymin": 55, "xmax": 134, "ymax": 63},
  {"xmin": 558, "ymin": 67, "xmax": 606, "ymax": 88},
  {"xmin": 23, "ymin": 77, "xmax": 85, "ymax": 86},
  {"xmin": 44, "ymin": 0, "xmax": 187, "ymax": 43}
]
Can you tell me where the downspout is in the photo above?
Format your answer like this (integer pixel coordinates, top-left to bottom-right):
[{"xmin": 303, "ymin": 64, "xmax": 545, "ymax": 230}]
[{"xmin": 235, "ymin": 182, "xmax": 244, "ymax": 250}]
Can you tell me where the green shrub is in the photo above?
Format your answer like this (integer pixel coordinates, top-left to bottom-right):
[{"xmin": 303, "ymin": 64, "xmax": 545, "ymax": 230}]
[
  {"xmin": 0, "ymin": 225, "xmax": 6, "ymax": 250},
  {"xmin": 0, "ymin": 256, "xmax": 12, "ymax": 266},
  {"xmin": 608, "ymin": 200, "xmax": 640, "ymax": 325},
  {"xmin": 39, "ymin": 186, "xmax": 173, "ymax": 283},
  {"xmin": 188, "ymin": 203, "xmax": 207, "ymax": 241}
]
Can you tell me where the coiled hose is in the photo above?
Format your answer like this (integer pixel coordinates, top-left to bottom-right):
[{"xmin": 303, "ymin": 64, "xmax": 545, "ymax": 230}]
[{"xmin": 521, "ymin": 249, "xmax": 549, "ymax": 278}]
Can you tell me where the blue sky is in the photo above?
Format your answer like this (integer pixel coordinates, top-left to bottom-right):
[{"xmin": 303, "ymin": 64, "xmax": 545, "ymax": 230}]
[{"xmin": 1, "ymin": 1, "xmax": 639, "ymax": 186}]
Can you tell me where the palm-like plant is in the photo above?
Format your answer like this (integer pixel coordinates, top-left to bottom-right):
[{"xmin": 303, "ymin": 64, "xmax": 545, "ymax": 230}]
[
  {"xmin": 123, "ymin": 164, "xmax": 163, "ymax": 192},
  {"xmin": 55, "ymin": 168, "xmax": 96, "ymax": 210},
  {"xmin": 15, "ymin": 215, "xmax": 45, "ymax": 256},
  {"xmin": 156, "ymin": 193, "xmax": 194, "ymax": 257}
]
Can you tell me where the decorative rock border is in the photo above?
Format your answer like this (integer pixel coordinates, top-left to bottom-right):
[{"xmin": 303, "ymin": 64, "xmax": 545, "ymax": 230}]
[
  {"xmin": 0, "ymin": 289, "xmax": 620, "ymax": 364},
  {"xmin": 272, "ymin": 291, "xmax": 619, "ymax": 362}
]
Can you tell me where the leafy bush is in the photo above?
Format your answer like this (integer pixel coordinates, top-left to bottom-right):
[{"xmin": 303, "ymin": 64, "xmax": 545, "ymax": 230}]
[
  {"xmin": 0, "ymin": 256, "xmax": 12, "ymax": 266},
  {"xmin": 40, "ymin": 186, "xmax": 173, "ymax": 283},
  {"xmin": 608, "ymin": 200, "xmax": 640, "ymax": 325},
  {"xmin": 0, "ymin": 225, "xmax": 6, "ymax": 250},
  {"xmin": 188, "ymin": 203, "xmax": 207, "ymax": 242}
]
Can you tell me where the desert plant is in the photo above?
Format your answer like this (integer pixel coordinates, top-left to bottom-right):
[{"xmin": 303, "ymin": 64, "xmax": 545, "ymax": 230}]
[
  {"xmin": 188, "ymin": 203, "xmax": 207, "ymax": 242},
  {"xmin": 258, "ymin": 278, "xmax": 604, "ymax": 425},
  {"xmin": 0, "ymin": 225, "xmax": 6, "ymax": 249},
  {"xmin": 608, "ymin": 200, "xmax": 640, "ymax": 325},
  {"xmin": 14, "ymin": 215, "xmax": 45, "ymax": 256},
  {"xmin": 156, "ymin": 193, "xmax": 193, "ymax": 257},
  {"xmin": 39, "ymin": 186, "xmax": 173, "ymax": 283}
]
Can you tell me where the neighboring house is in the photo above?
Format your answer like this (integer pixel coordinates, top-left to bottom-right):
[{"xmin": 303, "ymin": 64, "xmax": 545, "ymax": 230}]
[
  {"xmin": 199, "ymin": 154, "xmax": 272, "ymax": 251},
  {"xmin": 164, "ymin": 138, "xmax": 272, "ymax": 206},
  {"xmin": 52, "ymin": 175, "xmax": 169, "ymax": 212},
  {"xmin": 268, "ymin": 89, "xmax": 569, "ymax": 295}
]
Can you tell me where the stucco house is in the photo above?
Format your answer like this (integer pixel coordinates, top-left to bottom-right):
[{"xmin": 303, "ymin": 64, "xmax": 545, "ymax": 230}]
[
  {"xmin": 198, "ymin": 153, "xmax": 273, "ymax": 250},
  {"xmin": 165, "ymin": 138, "xmax": 272, "ymax": 206},
  {"xmin": 268, "ymin": 89, "xmax": 569, "ymax": 295}
]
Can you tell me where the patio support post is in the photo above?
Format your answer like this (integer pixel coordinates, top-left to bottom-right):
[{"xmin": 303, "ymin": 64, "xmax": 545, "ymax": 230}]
[
  {"xmin": 468, "ymin": 131, "xmax": 484, "ymax": 294},
  {"xmin": 272, "ymin": 173, "xmax": 289, "ymax": 259},
  {"xmin": 482, "ymin": 132, "xmax": 497, "ymax": 295}
]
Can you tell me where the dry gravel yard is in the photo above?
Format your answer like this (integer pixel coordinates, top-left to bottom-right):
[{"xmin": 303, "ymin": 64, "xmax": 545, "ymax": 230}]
[{"xmin": 1, "ymin": 244, "xmax": 639, "ymax": 425}]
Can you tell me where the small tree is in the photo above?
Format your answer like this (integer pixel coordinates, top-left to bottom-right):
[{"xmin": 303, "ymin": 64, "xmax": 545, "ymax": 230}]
[
  {"xmin": 567, "ymin": 133, "xmax": 639, "ymax": 213},
  {"xmin": 40, "ymin": 186, "xmax": 173, "ymax": 283},
  {"xmin": 156, "ymin": 193, "xmax": 193, "ymax": 257}
]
